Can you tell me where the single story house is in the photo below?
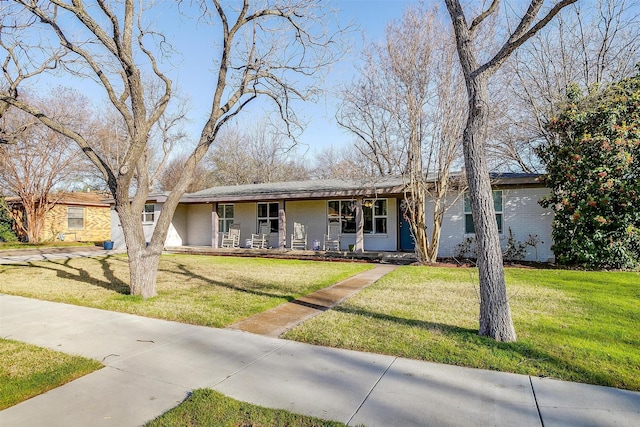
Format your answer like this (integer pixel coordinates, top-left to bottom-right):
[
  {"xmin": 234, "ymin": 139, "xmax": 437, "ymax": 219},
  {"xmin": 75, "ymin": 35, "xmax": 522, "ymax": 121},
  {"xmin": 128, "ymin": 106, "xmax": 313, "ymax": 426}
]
[
  {"xmin": 7, "ymin": 192, "xmax": 112, "ymax": 243},
  {"xmin": 110, "ymin": 174, "xmax": 554, "ymax": 262}
]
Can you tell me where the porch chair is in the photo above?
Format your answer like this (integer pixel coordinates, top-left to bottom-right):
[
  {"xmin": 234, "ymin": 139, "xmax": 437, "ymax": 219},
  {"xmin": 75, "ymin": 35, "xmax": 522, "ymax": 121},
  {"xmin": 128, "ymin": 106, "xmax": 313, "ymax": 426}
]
[
  {"xmin": 250, "ymin": 222, "xmax": 270, "ymax": 249},
  {"xmin": 221, "ymin": 223, "xmax": 241, "ymax": 248},
  {"xmin": 323, "ymin": 222, "xmax": 341, "ymax": 251},
  {"xmin": 290, "ymin": 222, "xmax": 307, "ymax": 250}
]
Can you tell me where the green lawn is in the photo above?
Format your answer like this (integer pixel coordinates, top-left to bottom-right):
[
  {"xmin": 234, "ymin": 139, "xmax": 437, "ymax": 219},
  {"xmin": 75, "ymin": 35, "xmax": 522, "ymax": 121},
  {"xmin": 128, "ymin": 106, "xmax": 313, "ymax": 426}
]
[
  {"xmin": 0, "ymin": 254, "xmax": 373, "ymax": 327},
  {"xmin": 0, "ymin": 339, "xmax": 101, "ymax": 409},
  {"xmin": 146, "ymin": 389, "xmax": 347, "ymax": 427},
  {"xmin": 284, "ymin": 266, "xmax": 640, "ymax": 391},
  {"xmin": 0, "ymin": 241, "xmax": 97, "ymax": 251}
]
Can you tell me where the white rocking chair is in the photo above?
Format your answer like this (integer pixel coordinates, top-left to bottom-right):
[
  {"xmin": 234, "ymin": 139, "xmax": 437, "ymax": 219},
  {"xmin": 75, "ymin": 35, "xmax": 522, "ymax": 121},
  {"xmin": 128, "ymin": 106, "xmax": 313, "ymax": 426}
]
[
  {"xmin": 323, "ymin": 222, "xmax": 341, "ymax": 251},
  {"xmin": 221, "ymin": 223, "xmax": 241, "ymax": 248},
  {"xmin": 290, "ymin": 222, "xmax": 307, "ymax": 250},
  {"xmin": 250, "ymin": 223, "xmax": 270, "ymax": 249}
]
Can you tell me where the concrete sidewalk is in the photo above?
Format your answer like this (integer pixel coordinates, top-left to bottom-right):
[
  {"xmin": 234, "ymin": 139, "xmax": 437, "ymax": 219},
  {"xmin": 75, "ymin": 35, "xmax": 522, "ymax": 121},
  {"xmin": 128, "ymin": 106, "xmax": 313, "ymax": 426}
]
[
  {"xmin": 1, "ymin": 295, "xmax": 638, "ymax": 426},
  {"xmin": 0, "ymin": 246, "xmax": 125, "ymax": 264}
]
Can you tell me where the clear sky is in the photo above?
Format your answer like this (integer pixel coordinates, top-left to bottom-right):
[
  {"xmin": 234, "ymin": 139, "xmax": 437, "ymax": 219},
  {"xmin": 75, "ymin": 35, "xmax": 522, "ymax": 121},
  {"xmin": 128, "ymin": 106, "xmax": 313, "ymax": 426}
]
[{"xmin": 159, "ymin": 0, "xmax": 415, "ymax": 156}]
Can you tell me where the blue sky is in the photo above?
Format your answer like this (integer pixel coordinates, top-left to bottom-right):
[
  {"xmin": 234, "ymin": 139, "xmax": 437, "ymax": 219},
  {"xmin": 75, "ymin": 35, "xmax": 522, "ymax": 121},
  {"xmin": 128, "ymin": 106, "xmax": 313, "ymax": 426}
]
[
  {"xmin": 159, "ymin": 0, "xmax": 415, "ymax": 156},
  {"xmin": 22, "ymin": 1, "xmax": 414, "ymax": 160}
]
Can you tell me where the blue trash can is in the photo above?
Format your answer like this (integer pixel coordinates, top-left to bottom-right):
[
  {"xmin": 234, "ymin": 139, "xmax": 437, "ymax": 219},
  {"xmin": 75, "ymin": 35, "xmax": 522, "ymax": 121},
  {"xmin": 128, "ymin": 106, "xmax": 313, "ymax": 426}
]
[{"xmin": 103, "ymin": 241, "xmax": 114, "ymax": 250}]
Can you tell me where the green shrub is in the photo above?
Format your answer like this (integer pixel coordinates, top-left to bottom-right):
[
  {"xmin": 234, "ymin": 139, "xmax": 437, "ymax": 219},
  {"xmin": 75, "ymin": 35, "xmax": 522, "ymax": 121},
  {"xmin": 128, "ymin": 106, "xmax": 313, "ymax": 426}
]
[
  {"xmin": 0, "ymin": 199, "xmax": 18, "ymax": 242},
  {"xmin": 538, "ymin": 70, "xmax": 640, "ymax": 269}
]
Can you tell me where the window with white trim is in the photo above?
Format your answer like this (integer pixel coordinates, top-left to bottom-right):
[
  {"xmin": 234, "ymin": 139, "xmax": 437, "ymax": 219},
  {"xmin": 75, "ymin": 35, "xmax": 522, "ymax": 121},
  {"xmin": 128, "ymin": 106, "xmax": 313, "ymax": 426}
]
[
  {"xmin": 328, "ymin": 199, "xmax": 387, "ymax": 234},
  {"xmin": 257, "ymin": 202, "xmax": 279, "ymax": 233},
  {"xmin": 464, "ymin": 191, "xmax": 503, "ymax": 234},
  {"xmin": 217, "ymin": 204, "xmax": 234, "ymax": 233},
  {"xmin": 67, "ymin": 206, "xmax": 84, "ymax": 230},
  {"xmin": 142, "ymin": 204, "xmax": 155, "ymax": 223}
]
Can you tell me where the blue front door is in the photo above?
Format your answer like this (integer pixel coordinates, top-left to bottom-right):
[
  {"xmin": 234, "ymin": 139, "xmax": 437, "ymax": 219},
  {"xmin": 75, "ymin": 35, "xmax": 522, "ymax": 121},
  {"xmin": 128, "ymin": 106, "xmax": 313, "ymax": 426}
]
[{"xmin": 399, "ymin": 204, "xmax": 415, "ymax": 251}]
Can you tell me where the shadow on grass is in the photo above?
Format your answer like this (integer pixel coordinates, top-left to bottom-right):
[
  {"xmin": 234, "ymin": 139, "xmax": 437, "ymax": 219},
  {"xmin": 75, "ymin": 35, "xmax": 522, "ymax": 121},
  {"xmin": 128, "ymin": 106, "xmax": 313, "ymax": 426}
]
[
  {"xmin": 25, "ymin": 255, "xmax": 130, "ymax": 295},
  {"xmin": 330, "ymin": 304, "xmax": 620, "ymax": 389},
  {"xmin": 160, "ymin": 261, "xmax": 297, "ymax": 302}
]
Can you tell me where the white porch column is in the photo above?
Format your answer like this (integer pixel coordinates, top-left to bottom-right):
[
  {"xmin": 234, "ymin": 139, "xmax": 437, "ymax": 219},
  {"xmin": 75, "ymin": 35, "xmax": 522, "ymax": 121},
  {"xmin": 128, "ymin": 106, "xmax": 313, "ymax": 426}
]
[
  {"xmin": 278, "ymin": 200, "xmax": 286, "ymax": 249},
  {"xmin": 355, "ymin": 197, "xmax": 364, "ymax": 253},
  {"xmin": 211, "ymin": 203, "xmax": 219, "ymax": 248}
]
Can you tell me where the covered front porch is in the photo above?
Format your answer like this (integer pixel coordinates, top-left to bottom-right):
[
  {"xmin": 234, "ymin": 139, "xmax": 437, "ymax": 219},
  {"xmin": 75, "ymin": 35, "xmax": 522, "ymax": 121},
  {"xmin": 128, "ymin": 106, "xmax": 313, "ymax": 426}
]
[{"xmin": 164, "ymin": 178, "xmax": 404, "ymax": 253}]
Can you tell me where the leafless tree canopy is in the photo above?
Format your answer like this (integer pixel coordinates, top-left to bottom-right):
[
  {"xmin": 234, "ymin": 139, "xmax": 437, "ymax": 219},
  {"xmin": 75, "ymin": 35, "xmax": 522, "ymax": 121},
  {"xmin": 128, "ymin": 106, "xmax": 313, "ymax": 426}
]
[
  {"xmin": 337, "ymin": 4, "xmax": 466, "ymax": 262},
  {"xmin": 489, "ymin": 0, "xmax": 640, "ymax": 172},
  {"xmin": 0, "ymin": 89, "xmax": 88, "ymax": 242},
  {"xmin": 310, "ymin": 144, "xmax": 364, "ymax": 180},
  {"xmin": 202, "ymin": 120, "xmax": 310, "ymax": 186},
  {"xmin": 0, "ymin": 0, "xmax": 344, "ymax": 298}
]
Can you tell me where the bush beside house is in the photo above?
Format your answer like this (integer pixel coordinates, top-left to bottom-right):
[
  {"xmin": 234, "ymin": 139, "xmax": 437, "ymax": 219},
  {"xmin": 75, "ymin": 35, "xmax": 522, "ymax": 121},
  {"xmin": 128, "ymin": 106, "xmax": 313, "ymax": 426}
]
[{"xmin": 540, "ymin": 70, "xmax": 640, "ymax": 269}]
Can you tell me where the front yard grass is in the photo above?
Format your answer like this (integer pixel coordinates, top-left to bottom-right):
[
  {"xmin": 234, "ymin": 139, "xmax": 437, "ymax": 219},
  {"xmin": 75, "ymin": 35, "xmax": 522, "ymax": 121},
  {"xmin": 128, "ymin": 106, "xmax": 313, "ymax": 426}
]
[
  {"xmin": 0, "ymin": 254, "xmax": 372, "ymax": 327},
  {"xmin": 284, "ymin": 266, "xmax": 640, "ymax": 391},
  {"xmin": 0, "ymin": 338, "xmax": 101, "ymax": 409},
  {"xmin": 146, "ymin": 389, "xmax": 347, "ymax": 427},
  {"xmin": 0, "ymin": 241, "xmax": 96, "ymax": 251}
]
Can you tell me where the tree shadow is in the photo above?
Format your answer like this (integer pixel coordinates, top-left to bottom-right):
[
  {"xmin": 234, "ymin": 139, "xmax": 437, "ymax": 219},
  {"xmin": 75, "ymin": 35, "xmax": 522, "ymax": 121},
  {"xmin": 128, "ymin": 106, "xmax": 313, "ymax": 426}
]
[
  {"xmin": 160, "ymin": 261, "xmax": 297, "ymax": 301},
  {"xmin": 329, "ymin": 305, "xmax": 620, "ymax": 388},
  {"xmin": 24, "ymin": 255, "xmax": 130, "ymax": 295}
]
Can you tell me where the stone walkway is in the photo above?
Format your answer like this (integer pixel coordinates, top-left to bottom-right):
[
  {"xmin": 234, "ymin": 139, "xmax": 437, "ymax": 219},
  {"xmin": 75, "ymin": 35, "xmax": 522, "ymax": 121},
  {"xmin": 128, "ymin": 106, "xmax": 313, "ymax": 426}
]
[{"xmin": 227, "ymin": 264, "xmax": 398, "ymax": 337}]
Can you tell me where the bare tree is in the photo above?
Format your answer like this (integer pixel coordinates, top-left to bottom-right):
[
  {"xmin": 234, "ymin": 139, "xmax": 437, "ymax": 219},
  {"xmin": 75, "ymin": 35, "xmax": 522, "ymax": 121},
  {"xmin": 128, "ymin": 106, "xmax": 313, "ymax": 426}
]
[
  {"xmin": 490, "ymin": 0, "xmax": 640, "ymax": 172},
  {"xmin": 338, "ymin": 4, "xmax": 466, "ymax": 263},
  {"xmin": 156, "ymin": 155, "xmax": 213, "ymax": 193},
  {"xmin": 0, "ymin": 89, "xmax": 88, "ymax": 242},
  {"xmin": 205, "ymin": 119, "xmax": 310, "ymax": 185},
  {"xmin": 445, "ymin": 0, "xmax": 576, "ymax": 342},
  {"xmin": 311, "ymin": 144, "xmax": 364, "ymax": 180},
  {"xmin": 1, "ymin": 1, "xmax": 342, "ymax": 298}
]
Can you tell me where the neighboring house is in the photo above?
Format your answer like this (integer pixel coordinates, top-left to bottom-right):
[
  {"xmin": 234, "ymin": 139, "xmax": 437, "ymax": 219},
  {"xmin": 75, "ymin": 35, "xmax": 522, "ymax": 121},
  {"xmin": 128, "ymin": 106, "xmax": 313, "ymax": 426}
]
[
  {"xmin": 7, "ymin": 192, "xmax": 112, "ymax": 243},
  {"xmin": 110, "ymin": 174, "xmax": 555, "ymax": 262}
]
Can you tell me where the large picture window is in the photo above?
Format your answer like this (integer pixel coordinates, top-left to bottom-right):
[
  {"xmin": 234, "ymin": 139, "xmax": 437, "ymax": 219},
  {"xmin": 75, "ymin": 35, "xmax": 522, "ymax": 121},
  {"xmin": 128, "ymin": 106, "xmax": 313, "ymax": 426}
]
[
  {"xmin": 67, "ymin": 206, "xmax": 84, "ymax": 230},
  {"xmin": 257, "ymin": 202, "xmax": 279, "ymax": 233},
  {"xmin": 328, "ymin": 199, "xmax": 387, "ymax": 234},
  {"xmin": 142, "ymin": 204, "xmax": 155, "ymax": 223},
  {"xmin": 464, "ymin": 191, "xmax": 503, "ymax": 234},
  {"xmin": 217, "ymin": 204, "xmax": 234, "ymax": 233}
]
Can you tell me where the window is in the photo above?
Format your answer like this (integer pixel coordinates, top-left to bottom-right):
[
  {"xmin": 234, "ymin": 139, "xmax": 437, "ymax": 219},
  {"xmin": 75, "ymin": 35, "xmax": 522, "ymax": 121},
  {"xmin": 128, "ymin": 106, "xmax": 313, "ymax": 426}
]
[
  {"xmin": 464, "ymin": 191, "xmax": 503, "ymax": 234},
  {"xmin": 142, "ymin": 204, "xmax": 155, "ymax": 223},
  {"xmin": 67, "ymin": 206, "xmax": 84, "ymax": 230},
  {"xmin": 217, "ymin": 204, "xmax": 234, "ymax": 233},
  {"xmin": 328, "ymin": 199, "xmax": 387, "ymax": 234},
  {"xmin": 257, "ymin": 202, "xmax": 279, "ymax": 233}
]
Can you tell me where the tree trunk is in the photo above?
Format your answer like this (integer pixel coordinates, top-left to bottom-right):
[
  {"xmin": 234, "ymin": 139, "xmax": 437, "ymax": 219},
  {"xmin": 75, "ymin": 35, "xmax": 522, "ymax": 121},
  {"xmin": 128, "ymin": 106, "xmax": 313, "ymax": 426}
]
[
  {"xmin": 116, "ymin": 201, "xmax": 160, "ymax": 299},
  {"xmin": 127, "ymin": 244, "xmax": 160, "ymax": 299},
  {"xmin": 464, "ymin": 75, "xmax": 516, "ymax": 342}
]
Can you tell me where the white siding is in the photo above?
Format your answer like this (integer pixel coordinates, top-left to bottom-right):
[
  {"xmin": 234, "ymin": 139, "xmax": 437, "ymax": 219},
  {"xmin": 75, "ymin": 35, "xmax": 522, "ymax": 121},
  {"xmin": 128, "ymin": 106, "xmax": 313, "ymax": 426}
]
[
  {"xmin": 185, "ymin": 204, "xmax": 213, "ymax": 246},
  {"xmin": 284, "ymin": 200, "xmax": 326, "ymax": 249},
  {"xmin": 166, "ymin": 204, "xmax": 187, "ymax": 246},
  {"xmin": 109, "ymin": 202, "xmax": 161, "ymax": 248},
  {"xmin": 502, "ymin": 188, "xmax": 554, "ymax": 262},
  {"xmin": 110, "ymin": 208, "xmax": 125, "ymax": 249},
  {"xmin": 231, "ymin": 203, "xmax": 258, "ymax": 247},
  {"xmin": 142, "ymin": 203, "xmax": 160, "ymax": 243},
  {"xmin": 434, "ymin": 187, "xmax": 554, "ymax": 262}
]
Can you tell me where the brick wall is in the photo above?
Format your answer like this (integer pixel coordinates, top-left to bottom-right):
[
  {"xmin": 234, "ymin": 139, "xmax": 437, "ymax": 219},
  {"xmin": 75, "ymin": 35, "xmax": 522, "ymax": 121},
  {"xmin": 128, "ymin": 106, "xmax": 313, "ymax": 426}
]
[{"xmin": 42, "ymin": 204, "xmax": 111, "ymax": 242}]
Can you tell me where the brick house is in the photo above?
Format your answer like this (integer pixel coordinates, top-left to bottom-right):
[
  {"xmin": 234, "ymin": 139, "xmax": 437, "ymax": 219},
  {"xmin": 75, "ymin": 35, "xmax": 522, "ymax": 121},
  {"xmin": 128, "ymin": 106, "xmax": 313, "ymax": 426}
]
[{"xmin": 7, "ymin": 192, "xmax": 111, "ymax": 243}]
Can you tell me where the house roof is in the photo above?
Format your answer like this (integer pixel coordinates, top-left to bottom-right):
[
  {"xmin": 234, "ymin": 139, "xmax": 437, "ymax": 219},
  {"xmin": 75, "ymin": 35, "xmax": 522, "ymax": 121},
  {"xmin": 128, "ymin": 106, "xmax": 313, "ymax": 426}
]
[
  {"xmin": 143, "ymin": 173, "xmax": 543, "ymax": 204},
  {"xmin": 5, "ymin": 192, "xmax": 111, "ymax": 207},
  {"xmin": 148, "ymin": 177, "xmax": 407, "ymax": 203}
]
